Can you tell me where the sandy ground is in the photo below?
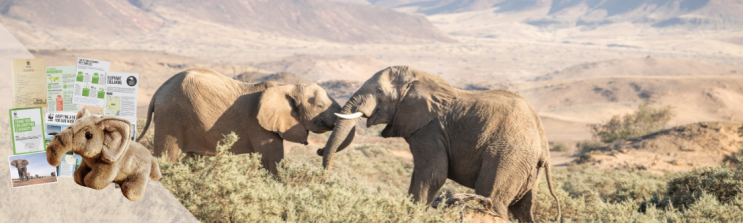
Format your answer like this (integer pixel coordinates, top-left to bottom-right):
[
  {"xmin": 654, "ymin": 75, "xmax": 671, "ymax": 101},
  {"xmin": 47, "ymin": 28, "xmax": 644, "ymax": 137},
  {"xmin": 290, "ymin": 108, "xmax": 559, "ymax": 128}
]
[{"xmin": 11, "ymin": 177, "xmax": 57, "ymax": 188}]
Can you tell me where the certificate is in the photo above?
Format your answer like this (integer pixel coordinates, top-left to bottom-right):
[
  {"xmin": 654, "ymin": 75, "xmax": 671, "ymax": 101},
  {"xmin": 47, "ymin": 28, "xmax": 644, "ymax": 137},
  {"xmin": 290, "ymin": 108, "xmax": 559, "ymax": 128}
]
[{"xmin": 12, "ymin": 58, "xmax": 47, "ymax": 108}]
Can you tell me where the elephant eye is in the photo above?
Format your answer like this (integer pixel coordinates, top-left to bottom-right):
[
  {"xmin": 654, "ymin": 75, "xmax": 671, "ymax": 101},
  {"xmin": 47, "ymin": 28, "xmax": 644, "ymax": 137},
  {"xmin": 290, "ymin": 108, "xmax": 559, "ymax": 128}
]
[
  {"xmin": 317, "ymin": 104, "xmax": 324, "ymax": 108},
  {"xmin": 85, "ymin": 132, "xmax": 93, "ymax": 140}
]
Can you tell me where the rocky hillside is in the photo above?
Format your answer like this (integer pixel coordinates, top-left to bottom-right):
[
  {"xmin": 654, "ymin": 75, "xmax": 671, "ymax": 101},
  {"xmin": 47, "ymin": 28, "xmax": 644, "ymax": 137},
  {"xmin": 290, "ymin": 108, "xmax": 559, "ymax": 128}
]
[
  {"xmin": 532, "ymin": 57, "xmax": 743, "ymax": 81},
  {"xmin": 578, "ymin": 121, "xmax": 743, "ymax": 174},
  {"xmin": 0, "ymin": 0, "xmax": 453, "ymax": 44}
]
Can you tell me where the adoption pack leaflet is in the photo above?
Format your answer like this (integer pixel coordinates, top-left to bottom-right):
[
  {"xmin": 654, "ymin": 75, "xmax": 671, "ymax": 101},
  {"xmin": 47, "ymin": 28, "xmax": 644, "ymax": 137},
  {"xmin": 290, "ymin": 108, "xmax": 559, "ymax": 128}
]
[
  {"xmin": 44, "ymin": 112, "xmax": 76, "ymax": 148},
  {"xmin": 104, "ymin": 72, "xmax": 139, "ymax": 124},
  {"xmin": 10, "ymin": 107, "xmax": 46, "ymax": 155},
  {"xmin": 11, "ymin": 58, "xmax": 48, "ymax": 108},
  {"xmin": 73, "ymin": 58, "xmax": 110, "ymax": 107},
  {"xmin": 46, "ymin": 66, "xmax": 79, "ymax": 112}
]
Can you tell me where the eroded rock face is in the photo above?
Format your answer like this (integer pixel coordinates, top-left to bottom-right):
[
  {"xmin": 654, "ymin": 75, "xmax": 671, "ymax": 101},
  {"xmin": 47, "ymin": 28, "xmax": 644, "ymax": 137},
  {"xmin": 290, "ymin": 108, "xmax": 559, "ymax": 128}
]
[{"xmin": 579, "ymin": 121, "xmax": 743, "ymax": 174}]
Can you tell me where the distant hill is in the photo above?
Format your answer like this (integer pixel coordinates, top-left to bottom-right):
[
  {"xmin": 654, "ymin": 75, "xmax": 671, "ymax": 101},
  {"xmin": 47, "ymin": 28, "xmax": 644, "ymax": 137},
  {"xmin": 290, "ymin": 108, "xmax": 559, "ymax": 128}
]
[
  {"xmin": 254, "ymin": 54, "xmax": 389, "ymax": 81},
  {"xmin": 355, "ymin": 0, "xmax": 743, "ymax": 29},
  {"xmin": 0, "ymin": 0, "xmax": 453, "ymax": 44},
  {"xmin": 578, "ymin": 121, "xmax": 743, "ymax": 174},
  {"xmin": 532, "ymin": 57, "xmax": 743, "ymax": 81}
]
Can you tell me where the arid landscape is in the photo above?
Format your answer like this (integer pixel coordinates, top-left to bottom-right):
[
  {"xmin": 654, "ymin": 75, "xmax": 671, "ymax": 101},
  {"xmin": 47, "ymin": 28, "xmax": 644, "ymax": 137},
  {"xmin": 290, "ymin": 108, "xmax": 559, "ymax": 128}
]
[{"xmin": 2, "ymin": 0, "xmax": 743, "ymax": 222}]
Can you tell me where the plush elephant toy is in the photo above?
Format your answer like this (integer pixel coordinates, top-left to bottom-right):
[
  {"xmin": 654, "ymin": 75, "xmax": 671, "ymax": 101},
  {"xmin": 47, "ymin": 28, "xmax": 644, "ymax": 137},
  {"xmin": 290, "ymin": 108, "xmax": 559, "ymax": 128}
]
[
  {"xmin": 137, "ymin": 68, "xmax": 353, "ymax": 174},
  {"xmin": 318, "ymin": 66, "xmax": 562, "ymax": 223},
  {"xmin": 47, "ymin": 108, "xmax": 162, "ymax": 201},
  {"xmin": 11, "ymin": 159, "xmax": 29, "ymax": 181}
]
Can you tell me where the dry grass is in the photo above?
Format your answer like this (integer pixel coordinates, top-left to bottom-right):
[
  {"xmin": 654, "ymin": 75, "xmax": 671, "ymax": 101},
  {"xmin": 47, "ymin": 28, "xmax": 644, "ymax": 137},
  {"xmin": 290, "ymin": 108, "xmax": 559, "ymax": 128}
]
[{"xmin": 134, "ymin": 116, "xmax": 743, "ymax": 222}]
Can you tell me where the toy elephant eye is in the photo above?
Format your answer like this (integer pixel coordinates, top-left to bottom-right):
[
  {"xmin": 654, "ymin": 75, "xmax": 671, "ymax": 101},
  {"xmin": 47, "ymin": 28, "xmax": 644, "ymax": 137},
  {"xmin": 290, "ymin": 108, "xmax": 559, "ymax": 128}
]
[{"xmin": 85, "ymin": 132, "xmax": 93, "ymax": 140}]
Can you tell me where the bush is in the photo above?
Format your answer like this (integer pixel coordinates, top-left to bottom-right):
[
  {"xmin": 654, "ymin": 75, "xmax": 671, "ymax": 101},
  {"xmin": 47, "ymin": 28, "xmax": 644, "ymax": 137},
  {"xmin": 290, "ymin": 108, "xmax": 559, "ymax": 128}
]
[
  {"xmin": 157, "ymin": 132, "xmax": 460, "ymax": 222},
  {"xmin": 590, "ymin": 101, "xmax": 674, "ymax": 143},
  {"xmin": 550, "ymin": 142, "xmax": 569, "ymax": 152}
]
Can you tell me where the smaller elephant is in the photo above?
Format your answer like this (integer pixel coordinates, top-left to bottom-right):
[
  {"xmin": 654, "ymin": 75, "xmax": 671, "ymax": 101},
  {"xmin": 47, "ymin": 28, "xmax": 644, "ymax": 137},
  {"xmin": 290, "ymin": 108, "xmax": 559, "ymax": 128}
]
[
  {"xmin": 47, "ymin": 107, "xmax": 162, "ymax": 201},
  {"xmin": 52, "ymin": 172, "xmax": 56, "ymax": 177},
  {"xmin": 35, "ymin": 174, "xmax": 39, "ymax": 179},
  {"xmin": 11, "ymin": 159, "xmax": 29, "ymax": 181},
  {"xmin": 25, "ymin": 173, "xmax": 31, "ymax": 181}
]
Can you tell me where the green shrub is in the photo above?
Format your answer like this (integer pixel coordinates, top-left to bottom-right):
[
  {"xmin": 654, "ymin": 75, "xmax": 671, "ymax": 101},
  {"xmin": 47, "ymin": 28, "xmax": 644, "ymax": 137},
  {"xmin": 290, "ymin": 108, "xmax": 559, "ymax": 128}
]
[
  {"xmin": 589, "ymin": 101, "xmax": 674, "ymax": 143},
  {"xmin": 550, "ymin": 142, "xmax": 570, "ymax": 152},
  {"xmin": 158, "ymin": 133, "xmax": 460, "ymax": 222}
]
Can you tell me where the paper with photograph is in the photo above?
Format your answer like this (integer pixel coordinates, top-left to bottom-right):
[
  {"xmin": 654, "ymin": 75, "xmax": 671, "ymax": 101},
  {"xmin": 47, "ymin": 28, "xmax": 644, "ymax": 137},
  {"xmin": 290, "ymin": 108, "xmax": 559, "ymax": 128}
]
[
  {"xmin": 44, "ymin": 112, "xmax": 76, "ymax": 147},
  {"xmin": 8, "ymin": 152, "xmax": 58, "ymax": 188},
  {"xmin": 56, "ymin": 152, "xmax": 82, "ymax": 178},
  {"xmin": 72, "ymin": 58, "xmax": 110, "ymax": 107},
  {"xmin": 46, "ymin": 66, "xmax": 79, "ymax": 112},
  {"xmin": 9, "ymin": 107, "xmax": 46, "ymax": 155},
  {"xmin": 12, "ymin": 58, "xmax": 47, "ymax": 108}
]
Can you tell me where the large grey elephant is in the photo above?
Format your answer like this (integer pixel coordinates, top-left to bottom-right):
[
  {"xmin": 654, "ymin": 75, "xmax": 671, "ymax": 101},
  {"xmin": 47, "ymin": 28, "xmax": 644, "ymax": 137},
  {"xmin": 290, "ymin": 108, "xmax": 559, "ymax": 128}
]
[
  {"xmin": 317, "ymin": 66, "xmax": 561, "ymax": 222},
  {"xmin": 11, "ymin": 159, "xmax": 29, "ymax": 181},
  {"xmin": 137, "ymin": 68, "xmax": 352, "ymax": 174}
]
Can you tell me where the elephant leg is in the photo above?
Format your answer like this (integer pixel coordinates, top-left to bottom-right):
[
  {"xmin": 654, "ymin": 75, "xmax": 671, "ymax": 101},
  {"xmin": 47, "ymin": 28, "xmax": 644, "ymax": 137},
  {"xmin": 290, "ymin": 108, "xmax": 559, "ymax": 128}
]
[
  {"xmin": 121, "ymin": 172, "xmax": 149, "ymax": 201},
  {"xmin": 74, "ymin": 162, "xmax": 92, "ymax": 187},
  {"xmin": 249, "ymin": 131, "xmax": 284, "ymax": 175},
  {"xmin": 155, "ymin": 125, "xmax": 182, "ymax": 163},
  {"xmin": 407, "ymin": 139, "xmax": 448, "ymax": 204},
  {"xmin": 509, "ymin": 188, "xmax": 537, "ymax": 223},
  {"xmin": 84, "ymin": 165, "xmax": 118, "ymax": 190},
  {"xmin": 475, "ymin": 151, "xmax": 533, "ymax": 221}
]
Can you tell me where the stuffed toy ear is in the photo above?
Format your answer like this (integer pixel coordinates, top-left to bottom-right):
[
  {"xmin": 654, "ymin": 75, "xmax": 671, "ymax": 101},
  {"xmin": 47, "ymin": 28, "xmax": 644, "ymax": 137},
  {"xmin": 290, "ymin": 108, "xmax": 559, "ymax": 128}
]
[
  {"xmin": 257, "ymin": 85, "xmax": 308, "ymax": 144},
  {"xmin": 76, "ymin": 107, "xmax": 92, "ymax": 120},
  {"xmin": 96, "ymin": 117, "xmax": 132, "ymax": 163}
]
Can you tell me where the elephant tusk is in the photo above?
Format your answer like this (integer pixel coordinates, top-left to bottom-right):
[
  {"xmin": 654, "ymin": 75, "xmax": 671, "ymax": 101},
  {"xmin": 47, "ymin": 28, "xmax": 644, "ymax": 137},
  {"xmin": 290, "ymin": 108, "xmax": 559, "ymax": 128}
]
[{"xmin": 334, "ymin": 112, "xmax": 363, "ymax": 119}]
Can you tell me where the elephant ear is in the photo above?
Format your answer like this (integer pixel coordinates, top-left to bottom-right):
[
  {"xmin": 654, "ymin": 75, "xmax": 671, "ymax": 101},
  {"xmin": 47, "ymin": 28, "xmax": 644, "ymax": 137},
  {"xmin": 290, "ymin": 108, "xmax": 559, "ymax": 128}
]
[
  {"xmin": 96, "ymin": 117, "xmax": 132, "ymax": 163},
  {"xmin": 383, "ymin": 70, "xmax": 457, "ymax": 138},
  {"xmin": 11, "ymin": 160, "xmax": 17, "ymax": 168},
  {"xmin": 76, "ymin": 107, "xmax": 92, "ymax": 120},
  {"xmin": 257, "ymin": 85, "xmax": 308, "ymax": 144},
  {"xmin": 21, "ymin": 159, "xmax": 28, "ymax": 167}
]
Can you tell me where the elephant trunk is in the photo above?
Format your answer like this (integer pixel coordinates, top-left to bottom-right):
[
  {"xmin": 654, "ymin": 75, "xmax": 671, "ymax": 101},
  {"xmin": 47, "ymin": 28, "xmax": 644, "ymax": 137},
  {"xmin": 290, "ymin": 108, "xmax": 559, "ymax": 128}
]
[
  {"xmin": 46, "ymin": 133, "xmax": 72, "ymax": 167},
  {"xmin": 318, "ymin": 93, "xmax": 375, "ymax": 171},
  {"xmin": 319, "ymin": 118, "xmax": 357, "ymax": 171}
]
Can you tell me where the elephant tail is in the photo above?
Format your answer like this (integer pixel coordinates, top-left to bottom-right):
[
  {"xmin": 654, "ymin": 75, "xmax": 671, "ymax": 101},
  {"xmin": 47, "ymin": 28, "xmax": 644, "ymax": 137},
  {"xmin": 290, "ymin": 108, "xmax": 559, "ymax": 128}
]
[
  {"xmin": 150, "ymin": 156, "xmax": 162, "ymax": 181},
  {"xmin": 544, "ymin": 161, "xmax": 562, "ymax": 223},
  {"xmin": 136, "ymin": 89, "xmax": 156, "ymax": 142}
]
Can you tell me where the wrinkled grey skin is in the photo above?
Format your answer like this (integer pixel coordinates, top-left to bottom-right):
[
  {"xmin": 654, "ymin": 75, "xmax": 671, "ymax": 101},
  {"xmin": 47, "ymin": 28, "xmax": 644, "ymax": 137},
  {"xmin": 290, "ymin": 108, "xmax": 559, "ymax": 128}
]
[
  {"xmin": 318, "ymin": 66, "xmax": 562, "ymax": 223},
  {"xmin": 138, "ymin": 68, "xmax": 353, "ymax": 174},
  {"xmin": 11, "ymin": 159, "xmax": 29, "ymax": 181}
]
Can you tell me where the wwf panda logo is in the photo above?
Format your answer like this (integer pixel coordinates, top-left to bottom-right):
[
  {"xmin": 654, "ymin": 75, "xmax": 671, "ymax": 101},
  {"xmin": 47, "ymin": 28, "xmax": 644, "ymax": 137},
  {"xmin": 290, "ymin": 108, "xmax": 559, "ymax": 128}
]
[{"xmin": 126, "ymin": 76, "xmax": 137, "ymax": 86}]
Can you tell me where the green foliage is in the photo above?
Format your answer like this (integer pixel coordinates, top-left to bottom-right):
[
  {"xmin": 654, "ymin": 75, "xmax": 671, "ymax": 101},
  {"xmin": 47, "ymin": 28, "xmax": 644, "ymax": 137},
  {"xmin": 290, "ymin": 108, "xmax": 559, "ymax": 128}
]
[
  {"xmin": 590, "ymin": 101, "xmax": 674, "ymax": 143},
  {"xmin": 158, "ymin": 132, "xmax": 460, "ymax": 223},
  {"xmin": 550, "ymin": 142, "xmax": 570, "ymax": 152},
  {"xmin": 576, "ymin": 140, "xmax": 605, "ymax": 153},
  {"xmin": 663, "ymin": 166, "xmax": 743, "ymax": 211}
]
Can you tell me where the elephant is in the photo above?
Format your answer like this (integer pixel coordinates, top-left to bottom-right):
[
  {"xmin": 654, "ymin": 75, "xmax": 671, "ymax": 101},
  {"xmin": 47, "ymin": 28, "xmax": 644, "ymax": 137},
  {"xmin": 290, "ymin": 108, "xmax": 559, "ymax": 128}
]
[
  {"xmin": 11, "ymin": 159, "xmax": 29, "ymax": 181},
  {"xmin": 47, "ymin": 108, "xmax": 162, "ymax": 201},
  {"xmin": 52, "ymin": 172, "xmax": 56, "ymax": 177},
  {"xmin": 26, "ymin": 172, "xmax": 31, "ymax": 180},
  {"xmin": 35, "ymin": 174, "xmax": 39, "ymax": 179},
  {"xmin": 317, "ymin": 66, "xmax": 561, "ymax": 223},
  {"xmin": 137, "ymin": 68, "xmax": 352, "ymax": 174}
]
